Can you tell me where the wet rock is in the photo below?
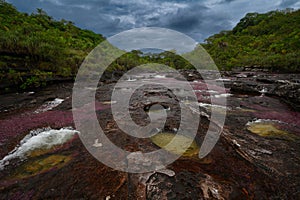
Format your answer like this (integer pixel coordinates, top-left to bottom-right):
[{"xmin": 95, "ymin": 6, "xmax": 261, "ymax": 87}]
[
  {"xmin": 236, "ymin": 73, "xmax": 248, "ymax": 78},
  {"xmin": 228, "ymin": 73, "xmax": 300, "ymax": 110},
  {"xmin": 146, "ymin": 172, "xmax": 233, "ymax": 200},
  {"xmin": 1, "ymin": 70, "xmax": 300, "ymax": 199},
  {"xmin": 177, "ymin": 69, "xmax": 203, "ymax": 81},
  {"xmin": 127, "ymin": 151, "xmax": 153, "ymax": 171},
  {"xmin": 254, "ymin": 148, "xmax": 272, "ymax": 155},
  {"xmin": 230, "ymin": 81, "xmax": 260, "ymax": 94},
  {"xmin": 273, "ymin": 83, "xmax": 300, "ymax": 110},
  {"xmin": 199, "ymin": 174, "xmax": 232, "ymax": 200},
  {"xmin": 256, "ymin": 74, "xmax": 279, "ymax": 83},
  {"xmin": 243, "ymin": 65, "xmax": 270, "ymax": 72},
  {"xmin": 0, "ymin": 82, "xmax": 73, "ymax": 113}
]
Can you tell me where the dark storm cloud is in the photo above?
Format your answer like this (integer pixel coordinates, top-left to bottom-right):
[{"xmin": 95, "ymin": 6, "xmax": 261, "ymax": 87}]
[
  {"xmin": 279, "ymin": 0, "xmax": 300, "ymax": 8},
  {"xmin": 6, "ymin": 0, "xmax": 300, "ymax": 42},
  {"xmin": 164, "ymin": 5, "xmax": 206, "ymax": 31}
]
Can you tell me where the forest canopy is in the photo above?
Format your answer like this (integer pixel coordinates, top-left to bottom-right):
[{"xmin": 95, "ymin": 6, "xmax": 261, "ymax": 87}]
[
  {"xmin": 0, "ymin": 0, "xmax": 105, "ymax": 89},
  {"xmin": 202, "ymin": 8, "xmax": 300, "ymax": 72}
]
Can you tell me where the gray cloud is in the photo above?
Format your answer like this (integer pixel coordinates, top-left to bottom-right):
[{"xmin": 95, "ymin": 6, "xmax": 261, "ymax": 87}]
[
  {"xmin": 108, "ymin": 27, "xmax": 197, "ymax": 53},
  {"xmin": 7, "ymin": 0, "xmax": 300, "ymax": 42},
  {"xmin": 279, "ymin": 0, "xmax": 300, "ymax": 7}
]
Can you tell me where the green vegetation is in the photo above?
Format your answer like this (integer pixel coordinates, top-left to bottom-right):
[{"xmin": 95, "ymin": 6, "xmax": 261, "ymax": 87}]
[
  {"xmin": 0, "ymin": 0, "xmax": 194, "ymax": 90},
  {"xmin": 203, "ymin": 9, "xmax": 300, "ymax": 71},
  {"xmin": 1, "ymin": 0, "xmax": 299, "ymax": 91},
  {"xmin": 0, "ymin": 0, "xmax": 105, "ymax": 89},
  {"xmin": 110, "ymin": 50, "xmax": 194, "ymax": 72}
]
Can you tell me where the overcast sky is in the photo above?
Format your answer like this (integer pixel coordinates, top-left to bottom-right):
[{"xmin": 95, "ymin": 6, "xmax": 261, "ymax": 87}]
[{"xmin": 7, "ymin": 0, "xmax": 300, "ymax": 42}]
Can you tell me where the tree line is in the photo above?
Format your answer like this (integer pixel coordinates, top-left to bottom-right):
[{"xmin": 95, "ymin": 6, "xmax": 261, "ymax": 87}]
[{"xmin": 1, "ymin": 0, "xmax": 299, "ymax": 91}]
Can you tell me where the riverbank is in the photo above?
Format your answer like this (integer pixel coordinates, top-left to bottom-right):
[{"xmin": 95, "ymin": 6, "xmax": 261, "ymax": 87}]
[{"xmin": 0, "ymin": 70, "xmax": 299, "ymax": 199}]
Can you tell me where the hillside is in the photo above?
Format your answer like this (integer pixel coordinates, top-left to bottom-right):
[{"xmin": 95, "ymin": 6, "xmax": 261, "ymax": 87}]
[
  {"xmin": 202, "ymin": 9, "xmax": 300, "ymax": 72},
  {"xmin": 0, "ymin": 1, "xmax": 196, "ymax": 90},
  {"xmin": 0, "ymin": 0, "xmax": 105, "ymax": 90},
  {"xmin": 1, "ymin": 1, "xmax": 300, "ymax": 91}
]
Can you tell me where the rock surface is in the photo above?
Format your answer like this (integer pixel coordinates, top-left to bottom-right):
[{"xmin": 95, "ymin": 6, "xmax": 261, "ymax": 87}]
[{"xmin": 0, "ymin": 70, "xmax": 299, "ymax": 199}]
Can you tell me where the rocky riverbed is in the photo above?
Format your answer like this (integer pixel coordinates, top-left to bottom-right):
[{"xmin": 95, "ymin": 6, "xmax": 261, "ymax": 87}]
[{"xmin": 0, "ymin": 70, "xmax": 299, "ymax": 199}]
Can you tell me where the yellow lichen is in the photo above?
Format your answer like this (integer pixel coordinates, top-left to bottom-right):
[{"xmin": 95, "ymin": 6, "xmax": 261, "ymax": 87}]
[
  {"xmin": 247, "ymin": 123, "xmax": 297, "ymax": 140},
  {"xmin": 29, "ymin": 148, "xmax": 55, "ymax": 157},
  {"xmin": 151, "ymin": 133, "xmax": 199, "ymax": 157},
  {"xmin": 13, "ymin": 155, "xmax": 72, "ymax": 179}
]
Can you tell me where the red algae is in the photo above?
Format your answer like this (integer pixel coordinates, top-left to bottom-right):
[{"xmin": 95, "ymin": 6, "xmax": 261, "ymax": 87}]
[
  {"xmin": 9, "ymin": 190, "xmax": 34, "ymax": 200},
  {"xmin": 191, "ymin": 80, "xmax": 229, "ymax": 93},
  {"xmin": 0, "ymin": 111, "xmax": 73, "ymax": 144},
  {"xmin": 1, "ymin": 72, "xmax": 300, "ymax": 199},
  {"xmin": 0, "ymin": 101, "xmax": 110, "ymax": 158},
  {"xmin": 240, "ymin": 96, "xmax": 300, "ymax": 134}
]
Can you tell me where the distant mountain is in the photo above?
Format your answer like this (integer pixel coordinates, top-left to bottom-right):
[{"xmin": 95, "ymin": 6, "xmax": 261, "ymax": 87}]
[{"xmin": 202, "ymin": 9, "xmax": 300, "ymax": 72}]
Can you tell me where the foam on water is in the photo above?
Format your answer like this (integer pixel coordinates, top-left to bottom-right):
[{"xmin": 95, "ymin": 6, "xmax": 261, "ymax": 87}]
[
  {"xmin": 216, "ymin": 78, "xmax": 231, "ymax": 81},
  {"xmin": 0, "ymin": 127, "xmax": 78, "ymax": 170},
  {"xmin": 246, "ymin": 119, "xmax": 285, "ymax": 126},
  {"xmin": 214, "ymin": 93, "xmax": 233, "ymax": 98},
  {"xmin": 198, "ymin": 103, "xmax": 228, "ymax": 110},
  {"xmin": 34, "ymin": 98, "xmax": 64, "ymax": 113},
  {"xmin": 153, "ymin": 75, "xmax": 166, "ymax": 79}
]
